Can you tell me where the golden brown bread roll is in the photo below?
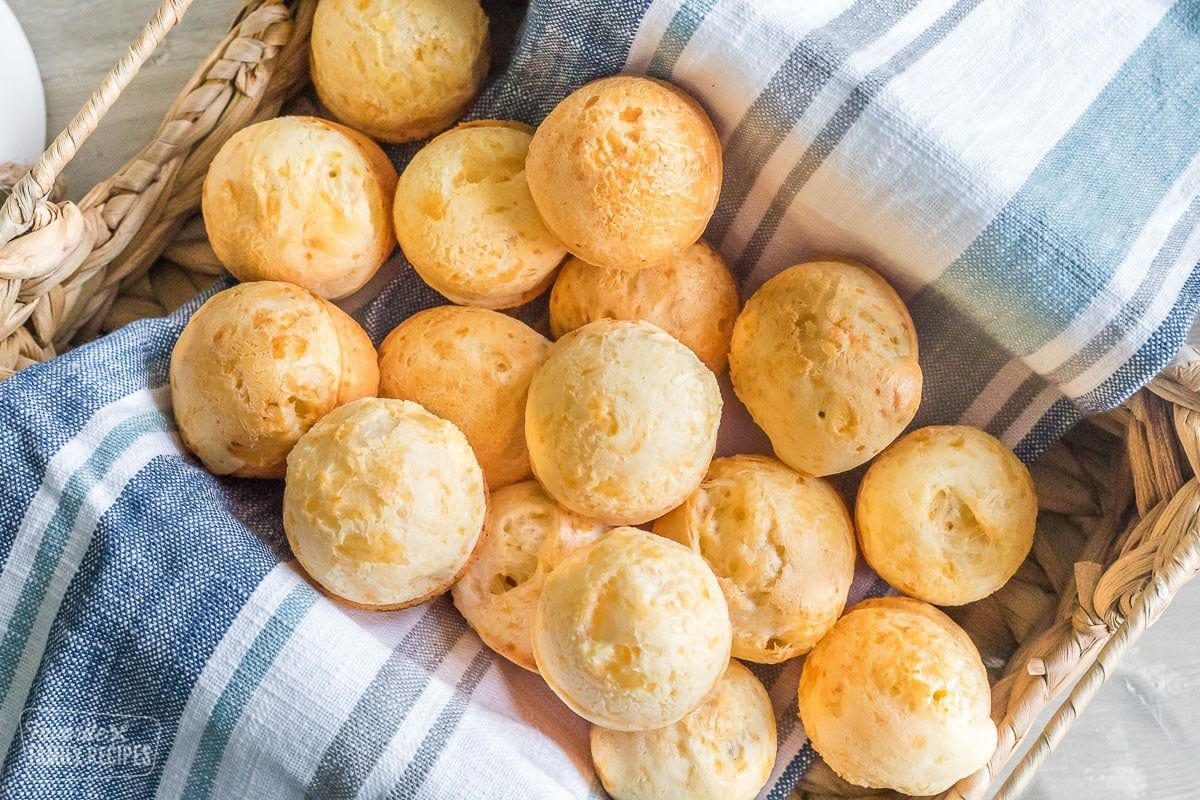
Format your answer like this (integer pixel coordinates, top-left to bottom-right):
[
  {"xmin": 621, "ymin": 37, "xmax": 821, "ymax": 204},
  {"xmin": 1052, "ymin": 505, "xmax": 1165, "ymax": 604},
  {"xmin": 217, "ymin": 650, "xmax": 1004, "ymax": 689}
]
[
  {"xmin": 201, "ymin": 116, "xmax": 397, "ymax": 299},
  {"xmin": 170, "ymin": 281, "xmax": 378, "ymax": 478},
  {"xmin": 532, "ymin": 527, "xmax": 732, "ymax": 731},
  {"xmin": 548, "ymin": 240, "xmax": 740, "ymax": 372},
  {"xmin": 283, "ymin": 397, "xmax": 486, "ymax": 609},
  {"xmin": 798, "ymin": 597, "xmax": 997, "ymax": 796},
  {"xmin": 310, "ymin": 0, "xmax": 489, "ymax": 143},
  {"xmin": 393, "ymin": 122, "xmax": 568, "ymax": 308},
  {"xmin": 526, "ymin": 76, "xmax": 722, "ymax": 271},
  {"xmin": 524, "ymin": 319, "xmax": 722, "ymax": 526},
  {"xmin": 856, "ymin": 425, "xmax": 1037, "ymax": 605},
  {"xmin": 654, "ymin": 454, "xmax": 856, "ymax": 663},
  {"xmin": 451, "ymin": 481, "xmax": 608, "ymax": 671},
  {"xmin": 590, "ymin": 660, "xmax": 776, "ymax": 800},
  {"xmin": 729, "ymin": 259, "xmax": 922, "ymax": 476},
  {"xmin": 378, "ymin": 306, "xmax": 551, "ymax": 489}
]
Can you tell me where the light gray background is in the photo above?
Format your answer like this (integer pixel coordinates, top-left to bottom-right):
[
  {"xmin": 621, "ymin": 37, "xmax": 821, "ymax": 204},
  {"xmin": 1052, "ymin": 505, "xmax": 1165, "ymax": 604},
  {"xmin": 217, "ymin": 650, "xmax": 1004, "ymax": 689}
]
[{"xmin": 8, "ymin": 1, "xmax": 1199, "ymax": 797}]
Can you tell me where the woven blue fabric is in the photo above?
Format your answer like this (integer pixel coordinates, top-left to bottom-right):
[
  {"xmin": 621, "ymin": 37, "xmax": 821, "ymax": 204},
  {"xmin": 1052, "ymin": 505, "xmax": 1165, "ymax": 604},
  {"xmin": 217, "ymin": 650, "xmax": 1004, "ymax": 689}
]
[{"xmin": 2, "ymin": 1, "xmax": 1199, "ymax": 797}]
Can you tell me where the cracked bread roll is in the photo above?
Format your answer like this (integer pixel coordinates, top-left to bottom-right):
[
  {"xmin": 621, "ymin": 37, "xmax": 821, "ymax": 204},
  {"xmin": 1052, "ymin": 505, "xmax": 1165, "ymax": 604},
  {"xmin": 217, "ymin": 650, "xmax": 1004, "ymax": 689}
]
[
  {"xmin": 798, "ymin": 597, "xmax": 997, "ymax": 796},
  {"xmin": 201, "ymin": 116, "xmax": 397, "ymax": 299},
  {"xmin": 311, "ymin": 0, "xmax": 489, "ymax": 143},
  {"xmin": 532, "ymin": 527, "xmax": 732, "ymax": 731},
  {"xmin": 283, "ymin": 397, "xmax": 486, "ymax": 609},
  {"xmin": 526, "ymin": 76, "xmax": 722, "ymax": 271},
  {"xmin": 451, "ymin": 481, "xmax": 608, "ymax": 671},
  {"xmin": 590, "ymin": 659, "xmax": 776, "ymax": 800},
  {"xmin": 729, "ymin": 259, "xmax": 922, "ymax": 477},
  {"xmin": 857, "ymin": 425, "xmax": 1037, "ymax": 606},
  {"xmin": 654, "ymin": 454, "xmax": 855, "ymax": 663},
  {"xmin": 170, "ymin": 281, "xmax": 378, "ymax": 478},
  {"xmin": 394, "ymin": 122, "xmax": 568, "ymax": 308},
  {"xmin": 378, "ymin": 306, "xmax": 550, "ymax": 489},
  {"xmin": 548, "ymin": 240, "xmax": 740, "ymax": 372},
  {"xmin": 524, "ymin": 319, "xmax": 722, "ymax": 526}
]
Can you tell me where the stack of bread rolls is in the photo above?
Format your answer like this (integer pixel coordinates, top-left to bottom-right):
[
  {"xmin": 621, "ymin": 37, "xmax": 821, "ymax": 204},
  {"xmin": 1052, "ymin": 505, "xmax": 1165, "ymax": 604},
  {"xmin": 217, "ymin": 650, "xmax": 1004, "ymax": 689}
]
[{"xmin": 168, "ymin": 1, "xmax": 1040, "ymax": 797}]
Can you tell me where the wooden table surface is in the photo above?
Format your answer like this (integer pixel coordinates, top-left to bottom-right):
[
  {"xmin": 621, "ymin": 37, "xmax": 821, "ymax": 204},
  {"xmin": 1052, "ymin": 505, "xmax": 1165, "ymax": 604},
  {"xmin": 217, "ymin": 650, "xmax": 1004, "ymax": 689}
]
[{"xmin": 8, "ymin": 2, "xmax": 1200, "ymax": 798}]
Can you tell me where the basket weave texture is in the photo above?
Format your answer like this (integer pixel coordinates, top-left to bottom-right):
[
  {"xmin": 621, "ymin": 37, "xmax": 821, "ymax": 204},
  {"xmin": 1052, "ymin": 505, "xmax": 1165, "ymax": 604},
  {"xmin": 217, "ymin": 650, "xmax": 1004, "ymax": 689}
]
[{"xmin": 1, "ymin": 2, "xmax": 1198, "ymax": 798}]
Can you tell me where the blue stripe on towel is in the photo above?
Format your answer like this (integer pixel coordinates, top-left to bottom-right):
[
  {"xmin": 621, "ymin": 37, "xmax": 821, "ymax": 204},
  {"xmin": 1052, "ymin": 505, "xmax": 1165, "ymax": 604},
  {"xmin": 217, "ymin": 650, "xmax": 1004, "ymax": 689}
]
[{"xmin": 180, "ymin": 584, "xmax": 317, "ymax": 800}]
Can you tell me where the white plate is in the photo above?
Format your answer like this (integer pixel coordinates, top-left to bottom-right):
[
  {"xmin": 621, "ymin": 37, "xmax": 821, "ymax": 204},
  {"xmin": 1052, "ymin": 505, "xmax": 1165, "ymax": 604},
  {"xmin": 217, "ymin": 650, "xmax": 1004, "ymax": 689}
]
[{"xmin": 0, "ymin": 0, "xmax": 46, "ymax": 166}]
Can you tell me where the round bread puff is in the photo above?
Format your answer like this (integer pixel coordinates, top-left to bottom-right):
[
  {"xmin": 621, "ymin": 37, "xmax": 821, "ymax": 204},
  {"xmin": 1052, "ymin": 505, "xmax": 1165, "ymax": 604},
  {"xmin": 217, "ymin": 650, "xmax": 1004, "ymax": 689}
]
[
  {"xmin": 393, "ymin": 122, "xmax": 568, "ymax": 309},
  {"xmin": 310, "ymin": 0, "xmax": 489, "ymax": 143},
  {"xmin": 526, "ymin": 76, "xmax": 722, "ymax": 271},
  {"xmin": 532, "ymin": 527, "xmax": 732, "ymax": 731},
  {"xmin": 170, "ymin": 281, "xmax": 378, "ymax": 478},
  {"xmin": 548, "ymin": 240, "xmax": 740, "ymax": 372},
  {"xmin": 378, "ymin": 306, "xmax": 550, "ymax": 489},
  {"xmin": 591, "ymin": 660, "xmax": 776, "ymax": 800},
  {"xmin": 524, "ymin": 319, "xmax": 722, "ymax": 526},
  {"xmin": 201, "ymin": 116, "xmax": 397, "ymax": 299},
  {"xmin": 451, "ymin": 481, "xmax": 608, "ymax": 671},
  {"xmin": 856, "ymin": 425, "xmax": 1037, "ymax": 606},
  {"xmin": 798, "ymin": 597, "xmax": 997, "ymax": 796},
  {"xmin": 283, "ymin": 397, "xmax": 486, "ymax": 609},
  {"xmin": 654, "ymin": 454, "xmax": 855, "ymax": 663},
  {"xmin": 729, "ymin": 259, "xmax": 922, "ymax": 477}
]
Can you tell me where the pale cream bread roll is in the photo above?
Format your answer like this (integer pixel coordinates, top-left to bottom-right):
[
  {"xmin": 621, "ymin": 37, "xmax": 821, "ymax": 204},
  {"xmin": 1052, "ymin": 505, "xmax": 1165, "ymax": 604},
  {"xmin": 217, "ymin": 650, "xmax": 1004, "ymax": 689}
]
[
  {"xmin": 654, "ymin": 454, "xmax": 856, "ymax": 663},
  {"xmin": 532, "ymin": 527, "xmax": 732, "ymax": 731},
  {"xmin": 797, "ymin": 597, "xmax": 997, "ymax": 796},
  {"xmin": 311, "ymin": 0, "xmax": 489, "ymax": 143},
  {"xmin": 201, "ymin": 115, "xmax": 397, "ymax": 299},
  {"xmin": 393, "ymin": 121, "xmax": 568, "ymax": 309},
  {"xmin": 548, "ymin": 240, "xmax": 740, "ymax": 372},
  {"xmin": 170, "ymin": 281, "xmax": 378, "ymax": 478},
  {"xmin": 451, "ymin": 481, "xmax": 609, "ymax": 671},
  {"xmin": 729, "ymin": 259, "xmax": 922, "ymax": 477},
  {"xmin": 283, "ymin": 397, "xmax": 486, "ymax": 610},
  {"xmin": 524, "ymin": 319, "xmax": 722, "ymax": 526},
  {"xmin": 856, "ymin": 425, "xmax": 1037, "ymax": 605},
  {"xmin": 526, "ymin": 76, "xmax": 722, "ymax": 271},
  {"xmin": 590, "ymin": 660, "xmax": 776, "ymax": 800},
  {"xmin": 378, "ymin": 305, "xmax": 551, "ymax": 489}
]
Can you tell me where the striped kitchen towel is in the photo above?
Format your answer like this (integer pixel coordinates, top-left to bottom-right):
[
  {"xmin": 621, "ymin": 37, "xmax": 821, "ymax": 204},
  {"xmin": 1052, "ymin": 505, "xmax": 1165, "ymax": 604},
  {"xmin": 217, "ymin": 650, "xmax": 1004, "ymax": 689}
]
[{"xmin": 2, "ymin": 0, "xmax": 1199, "ymax": 797}]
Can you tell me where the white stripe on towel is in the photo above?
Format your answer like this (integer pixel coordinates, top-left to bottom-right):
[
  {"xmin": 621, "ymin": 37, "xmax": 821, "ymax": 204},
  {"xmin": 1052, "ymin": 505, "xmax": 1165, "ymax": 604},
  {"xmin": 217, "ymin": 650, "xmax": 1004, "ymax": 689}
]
[
  {"xmin": 624, "ymin": 0, "xmax": 687, "ymax": 69},
  {"xmin": 653, "ymin": 0, "xmax": 850, "ymax": 137},
  {"xmin": 206, "ymin": 596, "xmax": 393, "ymax": 800},
  {"xmin": 729, "ymin": 0, "xmax": 963, "ymax": 284},
  {"xmin": 805, "ymin": 0, "xmax": 1171, "ymax": 293},
  {"xmin": 153, "ymin": 564, "xmax": 304, "ymax": 800},
  {"xmin": 352, "ymin": 631, "xmax": 478, "ymax": 800}
]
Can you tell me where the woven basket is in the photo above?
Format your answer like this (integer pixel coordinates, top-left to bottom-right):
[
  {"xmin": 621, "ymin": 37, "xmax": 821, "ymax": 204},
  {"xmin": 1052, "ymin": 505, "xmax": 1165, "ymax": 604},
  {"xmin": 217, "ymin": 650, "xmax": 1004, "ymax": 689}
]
[{"xmin": 2, "ymin": 1, "xmax": 1198, "ymax": 798}]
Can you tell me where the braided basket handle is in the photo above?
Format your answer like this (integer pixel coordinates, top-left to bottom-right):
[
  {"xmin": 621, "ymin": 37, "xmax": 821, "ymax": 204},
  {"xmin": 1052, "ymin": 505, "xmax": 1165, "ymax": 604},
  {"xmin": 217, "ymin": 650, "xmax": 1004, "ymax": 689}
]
[
  {"xmin": 988, "ymin": 369, "xmax": 1200, "ymax": 799},
  {"xmin": 0, "ymin": 0, "xmax": 196, "ymax": 246}
]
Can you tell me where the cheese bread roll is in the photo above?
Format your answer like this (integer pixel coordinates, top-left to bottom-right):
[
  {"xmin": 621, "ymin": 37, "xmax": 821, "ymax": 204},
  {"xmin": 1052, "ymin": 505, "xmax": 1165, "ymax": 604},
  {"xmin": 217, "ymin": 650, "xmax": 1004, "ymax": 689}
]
[
  {"xmin": 525, "ymin": 319, "xmax": 721, "ymax": 526},
  {"xmin": 202, "ymin": 116, "xmax": 396, "ymax": 299},
  {"xmin": 378, "ymin": 306, "xmax": 551, "ymax": 489},
  {"xmin": 655, "ymin": 454, "xmax": 855, "ymax": 662},
  {"xmin": 170, "ymin": 281, "xmax": 378, "ymax": 478},
  {"xmin": 730, "ymin": 259, "xmax": 921, "ymax": 476},
  {"xmin": 311, "ymin": 0, "xmax": 489, "ymax": 143},
  {"xmin": 856, "ymin": 425, "xmax": 1037, "ymax": 605},
  {"xmin": 798, "ymin": 597, "xmax": 997, "ymax": 796},
  {"xmin": 283, "ymin": 398, "xmax": 486, "ymax": 609},
  {"xmin": 526, "ymin": 76, "xmax": 721, "ymax": 271},
  {"xmin": 533, "ymin": 527, "xmax": 732, "ymax": 731},
  {"xmin": 591, "ymin": 660, "xmax": 776, "ymax": 800}
]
